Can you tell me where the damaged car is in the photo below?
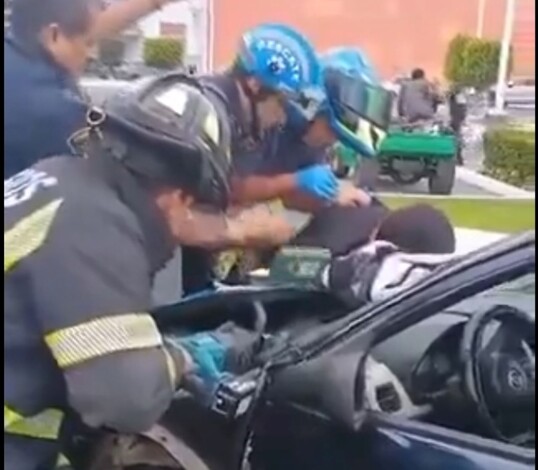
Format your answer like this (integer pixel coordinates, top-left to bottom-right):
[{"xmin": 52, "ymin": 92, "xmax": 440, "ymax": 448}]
[{"xmin": 72, "ymin": 231, "xmax": 535, "ymax": 470}]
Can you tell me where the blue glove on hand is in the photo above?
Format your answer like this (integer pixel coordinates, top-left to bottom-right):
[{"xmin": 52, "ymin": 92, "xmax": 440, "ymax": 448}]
[
  {"xmin": 165, "ymin": 323, "xmax": 261, "ymax": 405},
  {"xmin": 295, "ymin": 164, "xmax": 339, "ymax": 201},
  {"xmin": 178, "ymin": 333, "xmax": 225, "ymax": 384}
]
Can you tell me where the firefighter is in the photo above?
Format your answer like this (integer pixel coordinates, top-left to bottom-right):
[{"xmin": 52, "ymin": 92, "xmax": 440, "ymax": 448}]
[{"xmin": 4, "ymin": 73, "xmax": 263, "ymax": 470}]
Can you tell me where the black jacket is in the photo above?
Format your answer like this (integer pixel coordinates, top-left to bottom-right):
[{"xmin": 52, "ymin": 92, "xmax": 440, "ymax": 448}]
[
  {"xmin": 4, "ymin": 36, "xmax": 87, "ymax": 178},
  {"xmin": 4, "ymin": 155, "xmax": 177, "ymax": 470}
]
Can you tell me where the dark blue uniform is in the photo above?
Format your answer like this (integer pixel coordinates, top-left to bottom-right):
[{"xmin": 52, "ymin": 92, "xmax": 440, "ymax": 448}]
[{"xmin": 4, "ymin": 37, "xmax": 87, "ymax": 179}]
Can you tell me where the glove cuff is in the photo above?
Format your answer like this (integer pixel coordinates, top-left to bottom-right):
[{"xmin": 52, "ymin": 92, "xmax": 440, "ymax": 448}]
[{"xmin": 164, "ymin": 343, "xmax": 192, "ymax": 390}]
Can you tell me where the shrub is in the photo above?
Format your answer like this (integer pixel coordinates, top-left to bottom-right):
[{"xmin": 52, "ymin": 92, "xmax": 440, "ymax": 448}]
[
  {"xmin": 444, "ymin": 35, "xmax": 509, "ymax": 90},
  {"xmin": 143, "ymin": 37, "xmax": 184, "ymax": 69},
  {"xmin": 483, "ymin": 124, "xmax": 535, "ymax": 188}
]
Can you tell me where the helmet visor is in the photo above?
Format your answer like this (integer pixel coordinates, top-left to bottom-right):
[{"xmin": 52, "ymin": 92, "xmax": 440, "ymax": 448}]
[
  {"xmin": 327, "ymin": 72, "xmax": 393, "ymax": 155},
  {"xmin": 327, "ymin": 72, "xmax": 393, "ymax": 129}
]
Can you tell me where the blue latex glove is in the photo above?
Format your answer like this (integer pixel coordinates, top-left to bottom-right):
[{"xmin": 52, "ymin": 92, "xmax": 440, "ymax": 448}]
[
  {"xmin": 165, "ymin": 323, "xmax": 261, "ymax": 405},
  {"xmin": 178, "ymin": 333, "xmax": 226, "ymax": 385},
  {"xmin": 295, "ymin": 164, "xmax": 339, "ymax": 201}
]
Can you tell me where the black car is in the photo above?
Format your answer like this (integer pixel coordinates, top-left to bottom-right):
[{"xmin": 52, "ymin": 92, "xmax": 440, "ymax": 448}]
[{"xmin": 80, "ymin": 232, "xmax": 535, "ymax": 470}]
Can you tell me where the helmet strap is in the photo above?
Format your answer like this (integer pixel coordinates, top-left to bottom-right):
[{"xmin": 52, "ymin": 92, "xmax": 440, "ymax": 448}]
[{"xmin": 237, "ymin": 76, "xmax": 264, "ymax": 142}]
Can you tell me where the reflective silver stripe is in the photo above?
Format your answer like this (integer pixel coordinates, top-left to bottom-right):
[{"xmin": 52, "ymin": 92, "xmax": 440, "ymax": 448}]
[{"xmin": 45, "ymin": 313, "xmax": 163, "ymax": 368}]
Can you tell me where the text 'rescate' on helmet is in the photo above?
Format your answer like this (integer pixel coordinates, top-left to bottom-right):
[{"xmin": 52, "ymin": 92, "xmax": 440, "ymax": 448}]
[
  {"xmin": 319, "ymin": 47, "xmax": 394, "ymax": 157},
  {"xmin": 236, "ymin": 23, "xmax": 326, "ymax": 120},
  {"xmin": 95, "ymin": 73, "xmax": 232, "ymax": 209}
]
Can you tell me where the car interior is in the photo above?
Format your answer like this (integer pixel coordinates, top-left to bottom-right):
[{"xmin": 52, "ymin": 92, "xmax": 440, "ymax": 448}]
[
  {"xmin": 76, "ymin": 268, "xmax": 535, "ymax": 470},
  {"xmin": 368, "ymin": 272, "xmax": 535, "ymax": 448},
  {"xmin": 156, "ymin": 272, "xmax": 535, "ymax": 451}
]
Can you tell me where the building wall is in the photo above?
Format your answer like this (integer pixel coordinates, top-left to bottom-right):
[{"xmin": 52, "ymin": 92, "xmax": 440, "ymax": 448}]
[
  {"xmin": 513, "ymin": 0, "xmax": 535, "ymax": 77},
  {"xmin": 213, "ymin": 0, "xmax": 534, "ymax": 79}
]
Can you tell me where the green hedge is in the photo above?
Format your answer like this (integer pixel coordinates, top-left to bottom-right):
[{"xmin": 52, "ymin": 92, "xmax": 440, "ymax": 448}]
[
  {"xmin": 143, "ymin": 37, "xmax": 184, "ymax": 69},
  {"xmin": 444, "ymin": 35, "xmax": 509, "ymax": 89},
  {"xmin": 483, "ymin": 124, "xmax": 535, "ymax": 188}
]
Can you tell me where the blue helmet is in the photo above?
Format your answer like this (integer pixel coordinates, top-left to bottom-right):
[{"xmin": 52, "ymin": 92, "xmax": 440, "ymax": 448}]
[
  {"xmin": 236, "ymin": 23, "xmax": 326, "ymax": 118},
  {"xmin": 319, "ymin": 47, "xmax": 393, "ymax": 157}
]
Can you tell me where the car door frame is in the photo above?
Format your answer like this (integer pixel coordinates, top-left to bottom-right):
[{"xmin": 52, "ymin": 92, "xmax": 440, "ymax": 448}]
[{"xmin": 361, "ymin": 411, "xmax": 535, "ymax": 470}]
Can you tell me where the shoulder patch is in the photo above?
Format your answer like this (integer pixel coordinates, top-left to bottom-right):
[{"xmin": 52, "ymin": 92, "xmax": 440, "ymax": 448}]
[{"xmin": 4, "ymin": 169, "xmax": 58, "ymax": 209}]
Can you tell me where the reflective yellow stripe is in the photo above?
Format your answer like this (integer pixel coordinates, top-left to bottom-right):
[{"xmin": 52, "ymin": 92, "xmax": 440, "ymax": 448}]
[
  {"xmin": 45, "ymin": 313, "xmax": 163, "ymax": 368},
  {"xmin": 4, "ymin": 405, "xmax": 63, "ymax": 440},
  {"xmin": 4, "ymin": 199, "xmax": 63, "ymax": 273}
]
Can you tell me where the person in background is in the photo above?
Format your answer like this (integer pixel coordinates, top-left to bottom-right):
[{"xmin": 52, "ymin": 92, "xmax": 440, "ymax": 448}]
[
  {"xmin": 4, "ymin": 73, "xmax": 263, "ymax": 470},
  {"xmin": 397, "ymin": 68, "xmax": 440, "ymax": 123},
  {"xmin": 4, "ymin": 0, "xmax": 179, "ymax": 178}
]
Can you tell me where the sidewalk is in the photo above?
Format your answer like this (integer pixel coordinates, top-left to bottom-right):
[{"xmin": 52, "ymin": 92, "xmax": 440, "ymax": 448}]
[{"xmin": 454, "ymin": 228, "xmax": 507, "ymax": 255}]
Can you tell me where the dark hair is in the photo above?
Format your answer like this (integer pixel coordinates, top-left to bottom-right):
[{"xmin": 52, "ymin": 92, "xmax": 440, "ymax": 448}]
[
  {"xmin": 411, "ymin": 68, "xmax": 425, "ymax": 80},
  {"xmin": 376, "ymin": 204, "xmax": 455, "ymax": 254},
  {"xmin": 11, "ymin": 0, "xmax": 99, "ymax": 41}
]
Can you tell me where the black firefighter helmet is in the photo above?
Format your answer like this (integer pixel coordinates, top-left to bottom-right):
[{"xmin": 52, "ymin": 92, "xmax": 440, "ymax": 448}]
[{"xmin": 89, "ymin": 72, "xmax": 232, "ymax": 210}]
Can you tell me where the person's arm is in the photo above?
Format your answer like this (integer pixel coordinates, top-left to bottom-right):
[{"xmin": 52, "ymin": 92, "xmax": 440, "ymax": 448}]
[
  {"xmin": 282, "ymin": 190, "xmax": 325, "ymax": 213},
  {"xmin": 230, "ymin": 173, "xmax": 297, "ymax": 204},
  {"xmin": 93, "ymin": 0, "xmax": 174, "ymax": 40},
  {"xmin": 174, "ymin": 204, "xmax": 296, "ymax": 250},
  {"xmin": 31, "ymin": 203, "xmax": 185, "ymax": 433}
]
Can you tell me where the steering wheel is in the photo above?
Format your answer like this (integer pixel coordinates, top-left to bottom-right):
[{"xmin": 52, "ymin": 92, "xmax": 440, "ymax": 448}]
[{"xmin": 461, "ymin": 304, "xmax": 535, "ymax": 446}]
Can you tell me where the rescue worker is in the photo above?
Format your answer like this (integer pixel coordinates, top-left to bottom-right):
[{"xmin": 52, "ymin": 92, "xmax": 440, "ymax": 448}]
[
  {"xmin": 273, "ymin": 46, "xmax": 392, "ymax": 211},
  {"xmin": 184, "ymin": 45, "xmax": 394, "ymax": 291},
  {"xmin": 183, "ymin": 22, "xmax": 336, "ymax": 292},
  {"xmin": 4, "ymin": 0, "xmax": 180, "ymax": 178},
  {"xmin": 280, "ymin": 47, "xmax": 394, "ymax": 252},
  {"xmin": 4, "ymin": 73, "xmax": 264, "ymax": 470},
  {"xmin": 200, "ymin": 23, "xmax": 337, "ymax": 205}
]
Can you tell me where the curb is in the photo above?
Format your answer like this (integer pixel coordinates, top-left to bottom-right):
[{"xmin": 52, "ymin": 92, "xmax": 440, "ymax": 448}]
[
  {"xmin": 378, "ymin": 193, "xmax": 535, "ymax": 200},
  {"xmin": 455, "ymin": 167, "xmax": 535, "ymax": 199}
]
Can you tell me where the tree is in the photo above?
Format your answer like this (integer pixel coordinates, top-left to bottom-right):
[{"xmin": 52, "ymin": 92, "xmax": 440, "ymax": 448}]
[{"xmin": 444, "ymin": 35, "xmax": 509, "ymax": 90}]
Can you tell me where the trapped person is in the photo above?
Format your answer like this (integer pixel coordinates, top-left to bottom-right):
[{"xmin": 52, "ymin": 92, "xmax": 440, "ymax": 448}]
[
  {"xmin": 4, "ymin": 74, "xmax": 265, "ymax": 470},
  {"xmin": 4, "ymin": 0, "xmax": 179, "ymax": 178},
  {"xmin": 397, "ymin": 68, "xmax": 439, "ymax": 122},
  {"xmin": 296, "ymin": 203, "xmax": 455, "ymax": 257},
  {"xmin": 319, "ymin": 205, "xmax": 456, "ymax": 309}
]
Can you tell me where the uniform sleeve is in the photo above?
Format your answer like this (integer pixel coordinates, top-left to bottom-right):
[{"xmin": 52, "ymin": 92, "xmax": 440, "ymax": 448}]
[
  {"xmin": 27, "ymin": 201, "xmax": 179, "ymax": 433},
  {"xmin": 258, "ymin": 132, "xmax": 328, "ymax": 176},
  {"xmin": 33, "ymin": 87, "xmax": 87, "ymax": 159}
]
